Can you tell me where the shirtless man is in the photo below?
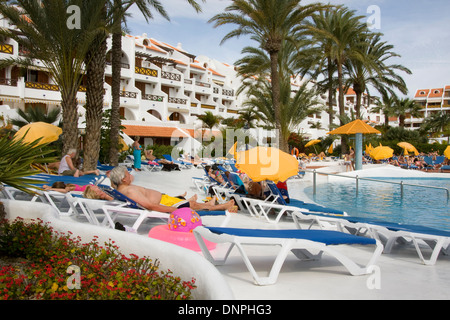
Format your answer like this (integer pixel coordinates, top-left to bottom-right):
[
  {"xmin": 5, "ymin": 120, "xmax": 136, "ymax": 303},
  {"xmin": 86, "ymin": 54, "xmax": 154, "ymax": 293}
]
[{"xmin": 108, "ymin": 166, "xmax": 235, "ymax": 213}]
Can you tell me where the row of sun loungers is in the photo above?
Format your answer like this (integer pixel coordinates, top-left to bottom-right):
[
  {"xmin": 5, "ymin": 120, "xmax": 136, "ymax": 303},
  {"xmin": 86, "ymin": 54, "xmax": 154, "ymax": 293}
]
[{"xmin": 2, "ymin": 167, "xmax": 449, "ymax": 286}]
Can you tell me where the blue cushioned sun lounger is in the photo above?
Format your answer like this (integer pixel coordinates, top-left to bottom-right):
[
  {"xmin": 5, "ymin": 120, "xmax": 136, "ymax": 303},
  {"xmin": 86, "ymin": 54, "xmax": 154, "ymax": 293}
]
[
  {"xmin": 291, "ymin": 211, "xmax": 450, "ymax": 265},
  {"xmin": 240, "ymin": 181, "xmax": 346, "ymax": 223},
  {"xmin": 194, "ymin": 226, "xmax": 383, "ymax": 285},
  {"xmin": 98, "ymin": 185, "xmax": 230, "ymax": 229}
]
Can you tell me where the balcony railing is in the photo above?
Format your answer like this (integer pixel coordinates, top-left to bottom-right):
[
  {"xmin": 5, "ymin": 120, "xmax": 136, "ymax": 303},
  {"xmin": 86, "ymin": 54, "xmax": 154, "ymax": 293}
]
[
  {"xmin": 25, "ymin": 81, "xmax": 59, "ymax": 91},
  {"xmin": 135, "ymin": 66, "xmax": 158, "ymax": 77},
  {"xmin": 168, "ymin": 97, "xmax": 187, "ymax": 104},
  {"xmin": 0, "ymin": 78, "xmax": 18, "ymax": 86},
  {"xmin": 142, "ymin": 93, "xmax": 164, "ymax": 102},
  {"xmin": 119, "ymin": 91, "xmax": 137, "ymax": 98},
  {"xmin": 195, "ymin": 81, "xmax": 211, "ymax": 88},
  {"xmin": 106, "ymin": 61, "xmax": 130, "ymax": 69},
  {"xmin": 0, "ymin": 44, "xmax": 13, "ymax": 54},
  {"xmin": 161, "ymin": 71, "xmax": 181, "ymax": 82},
  {"xmin": 222, "ymin": 88, "xmax": 234, "ymax": 96}
]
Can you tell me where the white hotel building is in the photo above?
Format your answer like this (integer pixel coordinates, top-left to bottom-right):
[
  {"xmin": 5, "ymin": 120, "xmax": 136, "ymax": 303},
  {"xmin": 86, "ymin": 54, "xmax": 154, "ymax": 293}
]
[{"xmin": 0, "ymin": 18, "xmax": 383, "ymax": 153}]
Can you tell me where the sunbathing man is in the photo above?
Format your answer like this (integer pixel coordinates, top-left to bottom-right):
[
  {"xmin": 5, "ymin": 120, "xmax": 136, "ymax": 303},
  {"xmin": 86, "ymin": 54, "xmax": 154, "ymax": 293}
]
[{"xmin": 108, "ymin": 166, "xmax": 235, "ymax": 213}]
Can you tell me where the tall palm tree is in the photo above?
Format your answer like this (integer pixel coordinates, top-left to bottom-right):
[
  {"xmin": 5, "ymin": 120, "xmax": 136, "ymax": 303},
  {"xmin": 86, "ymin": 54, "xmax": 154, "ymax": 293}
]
[
  {"xmin": 209, "ymin": 0, "xmax": 325, "ymax": 152},
  {"xmin": 392, "ymin": 97, "xmax": 422, "ymax": 128},
  {"xmin": 344, "ymin": 32, "xmax": 411, "ymax": 117},
  {"xmin": 0, "ymin": 0, "xmax": 105, "ymax": 154},
  {"xmin": 107, "ymin": 0, "xmax": 204, "ymax": 166},
  {"xmin": 371, "ymin": 93, "xmax": 396, "ymax": 130},
  {"xmin": 243, "ymin": 77, "xmax": 321, "ymax": 145},
  {"xmin": 305, "ymin": 6, "xmax": 368, "ymax": 153},
  {"xmin": 83, "ymin": 4, "xmax": 109, "ymax": 170},
  {"xmin": 237, "ymin": 107, "xmax": 261, "ymax": 129},
  {"xmin": 197, "ymin": 111, "xmax": 222, "ymax": 135}
]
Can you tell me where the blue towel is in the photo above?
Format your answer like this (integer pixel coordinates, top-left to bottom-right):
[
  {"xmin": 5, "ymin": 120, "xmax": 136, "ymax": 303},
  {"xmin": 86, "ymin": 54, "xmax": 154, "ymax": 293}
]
[
  {"xmin": 28, "ymin": 173, "xmax": 103, "ymax": 187},
  {"xmin": 206, "ymin": 227, "xmax": 376, "ymax": 246}
]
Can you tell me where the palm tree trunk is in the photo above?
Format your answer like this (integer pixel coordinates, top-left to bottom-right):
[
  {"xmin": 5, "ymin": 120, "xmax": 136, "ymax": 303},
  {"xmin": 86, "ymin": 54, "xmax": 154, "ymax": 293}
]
[
  {"xmin": 60, "ymin": 89, "xmax": 79, "ymax": 154},
  {"xmin": 337, "ymin": 61, "xmax": 348, "ymax": 154},
  {"xmin": 109, "ymin": 30, "xmax": 122, "ymax": 166},
  {"xmin": 327, "ymin": 57, "xmax": 334, "ymax": 130},
  {"xmin": 269, "ymin": 51, "xmax": 288, "ymax": 152},
  {"xmin": 84, "ymin": 33, "xmax": 107, "ymax": 170}
]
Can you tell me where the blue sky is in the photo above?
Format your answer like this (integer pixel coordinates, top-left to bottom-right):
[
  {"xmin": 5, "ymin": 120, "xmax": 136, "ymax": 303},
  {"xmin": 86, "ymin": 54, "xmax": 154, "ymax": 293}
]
[{"xmin": 127, "ymin": 0, "xmax": 450, "ymax": 98}]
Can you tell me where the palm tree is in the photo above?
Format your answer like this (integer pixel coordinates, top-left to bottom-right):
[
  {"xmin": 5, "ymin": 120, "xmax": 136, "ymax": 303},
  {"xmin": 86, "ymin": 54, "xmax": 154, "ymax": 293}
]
[
  {"xmin": 243, "ymin": 77, "xmax": 321, "ymax": 146},
  {"xmin": 305, "ymin": 6, "xmax": 368, "ymax": 153},
  {"xmin": 237, "ymin": 107, "xmax": 261, "ymax": 129},
  {"xmin": 0, "ymin": 0, "xmax": 105, "ymax": 154},
  {"xmin": 197, "ymin": 111, "xmax": 222, "ymax": 135},
  {"xmin": 83, "ymin": 21, "xmax": 109, "ymax": 170},
  {"xmin": 371, "ymin": 93, "xmax": 396, "ymax": 130},
  {"xmin": 0, "ymin": 135, "xmax": 56, "ymax": 194},
  {"xmin": 421, "ymin": 111, "xmax": 450, "ymax": 143},
  {"xmin": 209, "ymin": 0, "xmax": 325, "ymax": 152},
  {"xmin": 107, "ymin": 0, "xmax": 204, "ymax": 166},
  {"xmin": 11, "ymin": 106, "xmax": 61, "ymax": 129},
  {"xmin": 344, "ymin": 32, "xmax": 411, "ymax": 117},
  {"xmin": 392, "ymin": 97, "xmax": 422, "ymax": 128}
]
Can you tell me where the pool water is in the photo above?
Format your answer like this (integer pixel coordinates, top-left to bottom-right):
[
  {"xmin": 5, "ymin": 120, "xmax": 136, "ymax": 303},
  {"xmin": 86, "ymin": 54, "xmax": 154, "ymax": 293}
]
[{"xmin": 303, "ymin": 178, "xmax": 450, "ymax": 232}]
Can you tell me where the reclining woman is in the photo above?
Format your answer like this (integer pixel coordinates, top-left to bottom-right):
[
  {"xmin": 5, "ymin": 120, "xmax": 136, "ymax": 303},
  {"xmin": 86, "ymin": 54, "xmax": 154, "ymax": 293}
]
[{"xmin": 108, "ymin": 166, "xmax": 236, "ymax": 213}]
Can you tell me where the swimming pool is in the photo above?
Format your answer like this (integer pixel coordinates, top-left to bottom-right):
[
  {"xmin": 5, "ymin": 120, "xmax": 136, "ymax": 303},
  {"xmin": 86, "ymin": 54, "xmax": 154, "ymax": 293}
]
[{"xmin": 303, "ymin": 178, "xmax": 450, "ymax": 232}]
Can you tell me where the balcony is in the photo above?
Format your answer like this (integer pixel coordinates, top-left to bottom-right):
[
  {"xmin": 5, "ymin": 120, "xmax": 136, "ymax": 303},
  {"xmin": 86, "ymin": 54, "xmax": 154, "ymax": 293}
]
[
  {"xmin": 25, "ymin": 81, "xmax": 59, "ymax": 91},
  {"xmin": 161, "ymin": 71, "xmax": 181, "ymax": 82},
  {"xmin": 195, "ymin": 81, "xmax": 211, "ymax": 88},
  {"xmin": 135, "ymin": 66, "xmax": 158, "ymax": 77},
  {"xmin": 168, "ymin": 97, "xmax": 187, "ymax": 105},
  {"xmin": 119, "ymin": 90, "xmax": 137, "ymax": 99},
  {"xmin": 142, "ymin": 93, "xmax": 164, "ymax": 102},
  {"xmin": 106, "ymin": 61, "xmax": 130, "ymax": 69},
  {"xmin": 0, "ymin": 78, "xmax": 18, "ymax": 86},
  {"xmin": 0, "ymin": 44, "xmax": 13, "ymax": 55}
]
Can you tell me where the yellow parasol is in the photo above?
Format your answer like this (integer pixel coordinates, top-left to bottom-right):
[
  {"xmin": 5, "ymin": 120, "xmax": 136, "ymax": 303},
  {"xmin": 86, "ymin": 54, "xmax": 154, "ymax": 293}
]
[
  {"xmin": 365, "ymin": 143, "xmax": 373, "ymax": 155},
  {"xmin": 327, "ymin": 144, "xmax": 333, "ymax": 154},
  {"xmin": 228, "ymin": 141, "xmax": 237, "ymax": 159},
  {"xmin": 328, "ymin": 119, "xmax": 381, "ymax": 170},
  {"xmin": 370, "ymin": 146, "xmax": 394, "ymax": 160},
  {"xmin": 14, "ymin": 122, "xmax": 62, "ymax": 146},
  {"xmin": 397, "ymin": 142, "xmax": 419, "ymax": 156},
  {"xmin": 118, "ymin": 137, "xmax": 129, "ymax": 152},
  {"xmin": 444, "ymin": 145, "xmax": 450, "ymax": 159},
  {"xmin": 304, "ymin": 139, "xmax": 321, "ymax": 148},
  {"xmin": 235, "ymin": 146, "xmax": 299, "ymax": 182},
  {"xmin": 327, "ymin": 119, "xmax": 381, "ymax": 135}
]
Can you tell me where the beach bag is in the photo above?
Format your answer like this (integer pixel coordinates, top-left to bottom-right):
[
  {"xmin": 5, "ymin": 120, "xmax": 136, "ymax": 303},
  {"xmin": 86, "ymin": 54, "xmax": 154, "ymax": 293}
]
[{"xmin": 168, "ymin": 207, "xmax": 202, "ymax": 232}]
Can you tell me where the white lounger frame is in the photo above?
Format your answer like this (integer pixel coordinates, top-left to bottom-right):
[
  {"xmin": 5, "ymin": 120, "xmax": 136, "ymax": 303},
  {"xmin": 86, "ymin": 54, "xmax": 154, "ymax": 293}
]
[{"xmin": 194, "ymin": 226, "xmax": 383, "ymax": 286}]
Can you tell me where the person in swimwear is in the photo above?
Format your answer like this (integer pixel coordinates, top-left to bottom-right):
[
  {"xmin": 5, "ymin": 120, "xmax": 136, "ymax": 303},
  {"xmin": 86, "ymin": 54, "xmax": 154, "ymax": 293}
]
[
  {"xmin": 108, "ymin": 166, "xmax": 235, "ymax": 213},
  {"xmin": 42, "ymin": 182, "xmax": 114, "ymax": 201},
  {"xmin": 42, "ymin": 181, "xmax": 87, "ymax": 193}
]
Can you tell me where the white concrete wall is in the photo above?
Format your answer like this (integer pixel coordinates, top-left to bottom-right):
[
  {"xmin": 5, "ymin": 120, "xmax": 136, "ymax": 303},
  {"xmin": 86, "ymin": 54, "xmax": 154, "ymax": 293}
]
[{"xmin": 2, "ymin": 200, "xmax": 234, "ymax": 300}]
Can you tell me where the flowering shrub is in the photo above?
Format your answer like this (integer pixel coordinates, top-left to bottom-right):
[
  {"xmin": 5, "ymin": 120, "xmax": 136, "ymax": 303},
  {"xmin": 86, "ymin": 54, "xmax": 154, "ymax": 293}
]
[{"xmin": 0, "ymin": 218, "xmax": 196, "ymax": 300}]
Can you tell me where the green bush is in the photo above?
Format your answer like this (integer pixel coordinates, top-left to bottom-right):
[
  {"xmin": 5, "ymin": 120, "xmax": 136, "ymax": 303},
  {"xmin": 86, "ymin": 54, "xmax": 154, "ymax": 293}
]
[{"xmin": 0, "ymin": 218, "xmax": 196, "ymax": 300}]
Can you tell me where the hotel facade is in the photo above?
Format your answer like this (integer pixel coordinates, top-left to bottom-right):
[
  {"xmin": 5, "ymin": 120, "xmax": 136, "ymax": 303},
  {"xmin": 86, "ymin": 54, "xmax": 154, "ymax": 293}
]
[{"xmin": 0, "ymin": 15, "xmax": 383, "ymax": 153}]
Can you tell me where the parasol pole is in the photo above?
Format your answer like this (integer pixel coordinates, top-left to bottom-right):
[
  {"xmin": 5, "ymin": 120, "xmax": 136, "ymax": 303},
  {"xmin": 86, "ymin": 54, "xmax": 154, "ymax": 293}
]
[{"xmin": 355, "ymin": 133, "xmax": 363, "ymax": 170}]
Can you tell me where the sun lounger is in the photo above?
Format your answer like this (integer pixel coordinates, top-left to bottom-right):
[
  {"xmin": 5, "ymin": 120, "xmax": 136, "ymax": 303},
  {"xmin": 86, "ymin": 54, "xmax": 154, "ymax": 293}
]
[
  {"xmin": 162, "ymin": 154, "xmax": 192, "ymax": 169},
  {"xmin": 97, "ymin": 185, "xmax": 231, "ymax": 229},
  {"xmin": 240, "ymin": 181, "xmax": 346, "ymax": 223},
  {"xmin": 291, "ymin": 212, "xmax": 450, "ymax": 265},
  {"xmin": 193, "ymin": 226, "xmax": 383, "ymax": 285}
]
